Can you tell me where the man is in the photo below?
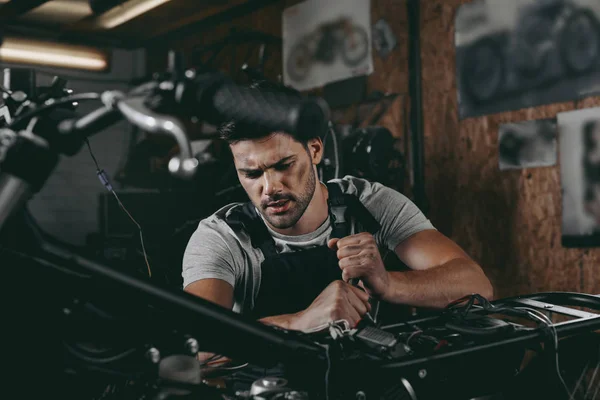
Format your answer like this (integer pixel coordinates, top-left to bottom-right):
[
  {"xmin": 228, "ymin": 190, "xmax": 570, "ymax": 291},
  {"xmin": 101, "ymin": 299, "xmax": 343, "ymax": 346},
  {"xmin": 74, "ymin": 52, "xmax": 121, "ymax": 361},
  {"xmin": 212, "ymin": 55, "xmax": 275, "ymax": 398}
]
[{"xmin": 183, "ymin": 114, "xmax": 493, "ymax": 332}]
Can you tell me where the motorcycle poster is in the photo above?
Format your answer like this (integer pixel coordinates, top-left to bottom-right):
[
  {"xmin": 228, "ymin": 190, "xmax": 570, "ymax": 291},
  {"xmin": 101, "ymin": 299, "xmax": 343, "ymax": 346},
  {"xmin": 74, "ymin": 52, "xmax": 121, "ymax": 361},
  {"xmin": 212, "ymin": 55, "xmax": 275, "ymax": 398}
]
[
  {"xmin": 282, "ymin": 0, "xmax": 373, "ymax": 91},
  {"xmin": 455, "ymin": 0, "xmax": 600, "ymax": 119},
  {"xmin": 558, "ymin": 106, "xmax": 600, "ymax": 247},
  {"xmin": 498, "ymin": 118, "xmax": 557, "ymax": 171}
]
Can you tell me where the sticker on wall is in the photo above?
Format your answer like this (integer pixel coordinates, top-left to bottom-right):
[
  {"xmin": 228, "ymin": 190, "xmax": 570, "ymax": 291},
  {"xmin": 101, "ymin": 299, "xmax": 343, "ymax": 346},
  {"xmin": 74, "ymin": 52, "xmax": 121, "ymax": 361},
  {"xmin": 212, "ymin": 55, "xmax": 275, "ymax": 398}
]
[
  {"xmin": 455, "ymin": 0, "xmax": 600, "ymax": 120},
  {"xmin": 282, "ymin": 0, "xmax": 373, "ymax": 91},
  {"xmin": 498, "ymin": 118, "xmax": 557, "ymax": 170},
  {"xmin": 558, "ymin": 106, "xmax": 600, "ymax": 247},
  {"xmin": 373, "ymin": 18, "xmax": 397, "ymax": 59}
]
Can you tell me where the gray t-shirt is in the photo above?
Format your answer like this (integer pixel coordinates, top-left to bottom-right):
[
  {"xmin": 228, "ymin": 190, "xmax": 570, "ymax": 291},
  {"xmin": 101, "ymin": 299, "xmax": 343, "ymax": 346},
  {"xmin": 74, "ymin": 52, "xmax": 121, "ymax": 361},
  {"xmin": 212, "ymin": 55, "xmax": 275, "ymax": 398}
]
[{"xmin": 182, "ymin": 176, "xmax": 435, "ymax": 313}]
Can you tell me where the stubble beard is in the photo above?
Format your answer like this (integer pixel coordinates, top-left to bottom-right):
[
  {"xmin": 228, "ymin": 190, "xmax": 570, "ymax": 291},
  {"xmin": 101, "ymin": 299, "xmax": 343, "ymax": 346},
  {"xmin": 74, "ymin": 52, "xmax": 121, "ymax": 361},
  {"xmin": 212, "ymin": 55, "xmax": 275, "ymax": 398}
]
[{"xmin": 261, "ymin": 167, "xmax": 317, "ymax": 230}]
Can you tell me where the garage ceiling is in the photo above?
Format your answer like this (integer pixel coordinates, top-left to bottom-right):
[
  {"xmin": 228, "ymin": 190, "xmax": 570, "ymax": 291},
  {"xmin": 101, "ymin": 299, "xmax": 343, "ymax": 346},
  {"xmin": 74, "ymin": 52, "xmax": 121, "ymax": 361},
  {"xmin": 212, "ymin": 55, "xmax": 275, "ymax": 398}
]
[{"xmin": 0, "ymin": 0, "xmax": 282, "ymax": 49}]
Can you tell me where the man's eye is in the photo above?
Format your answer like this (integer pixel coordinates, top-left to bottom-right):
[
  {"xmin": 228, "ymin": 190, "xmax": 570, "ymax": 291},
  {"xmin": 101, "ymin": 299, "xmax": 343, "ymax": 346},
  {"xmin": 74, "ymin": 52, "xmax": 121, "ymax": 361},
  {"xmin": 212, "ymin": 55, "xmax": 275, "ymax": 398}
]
[
  {"xmin": 275, "ymin": 163, "xmax": 293, "ymax": 171},
  {"xmin": 244, "ymin": 172, "xmax": 261, "ymax": 179}
]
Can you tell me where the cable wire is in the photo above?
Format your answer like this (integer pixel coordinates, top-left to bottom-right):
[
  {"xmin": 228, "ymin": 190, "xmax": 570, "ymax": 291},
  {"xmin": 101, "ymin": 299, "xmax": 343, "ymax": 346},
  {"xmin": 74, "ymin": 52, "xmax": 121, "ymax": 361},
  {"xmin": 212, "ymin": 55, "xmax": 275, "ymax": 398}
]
[
  {"xmin": 585, "ymin": 359, "xmax": 599, "ymax": 399},
  {"xmin": 63, "ymin": 341, "xmax": 137, "ymax": 364},
  {"xmin": 110, "ymin": 190, "xmax": 152, "ymax": 278},
  {"xmin": 515, "ymin": 307, "xmax": 573, "ymax": 399},
  {"xmin": 85, "ymin": 139, "xmax": 152, "ymax": 278},
  {"xmin": 85, "ymin": 139, "xmax": 101, "ymax": 170},
  {"xmin": 198, "ymin": 353, "xmax": 225, "ymax": 367},
  {"xmin": 323, "ymin": 344, "xmax": 331, "ymax": 400}
]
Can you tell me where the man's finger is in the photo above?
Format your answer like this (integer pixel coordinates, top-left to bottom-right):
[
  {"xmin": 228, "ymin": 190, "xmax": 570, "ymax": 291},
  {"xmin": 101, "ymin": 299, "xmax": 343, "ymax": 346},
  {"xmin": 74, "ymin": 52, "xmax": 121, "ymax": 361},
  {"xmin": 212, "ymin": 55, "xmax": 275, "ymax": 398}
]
[
  {"xmin": 336, "ymin": 236, "xmax": 363, "ymax": 248},
  {"xmin": 344, "ymin": 297, "xmax": 366, "ymax": 322},
  {"xmin": 348, "ymin": 308, "xmax": 362, "ymax": 328},
  {"xmin": 337, "ymin": 244, "xmax": 363, "ymax": 259},
  {"xmin": 336, "ymin": 233, "xmax": 373, "ymax": 248},
  {"xmin": 348, "ymin": 282, "xmax": 370, "ymax": 303},
  {"xmin": 339, "ymin": 254, "xmax": 365, "ymax": 268},
  {"xmin": 341, "ymin": 269, "xmax": 354, "ymax": 282},
  {"xmin": 341, "ymin": 265, "xmax": 364, "ymax": 282},
  {"xmin": 327, "ymin": 238, "xmax": 340, "ymax": 250}
]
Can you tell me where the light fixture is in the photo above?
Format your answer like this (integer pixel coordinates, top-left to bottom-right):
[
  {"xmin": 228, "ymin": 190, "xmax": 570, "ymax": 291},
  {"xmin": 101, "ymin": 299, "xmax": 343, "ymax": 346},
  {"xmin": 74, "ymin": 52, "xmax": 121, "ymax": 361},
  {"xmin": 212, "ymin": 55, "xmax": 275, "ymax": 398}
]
[
  {"xmin": 22, "ymin": 1, "xmax": 93, "ymax": 24},
  {"xmin": 0, "ymin": 37, "xmax": 109, "ymax": 72},
  {"xmin": 94, "ymin": 0, "xmax": 171, "ymax": 29}
]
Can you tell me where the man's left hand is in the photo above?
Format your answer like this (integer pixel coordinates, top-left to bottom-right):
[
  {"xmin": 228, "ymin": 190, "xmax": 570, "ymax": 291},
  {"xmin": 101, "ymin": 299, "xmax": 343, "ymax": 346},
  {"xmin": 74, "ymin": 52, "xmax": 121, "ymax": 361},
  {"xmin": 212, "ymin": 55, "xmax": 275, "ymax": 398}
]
[{"xmin": 328, "ymin": 232, "xmax": 390, "ymax": 299}]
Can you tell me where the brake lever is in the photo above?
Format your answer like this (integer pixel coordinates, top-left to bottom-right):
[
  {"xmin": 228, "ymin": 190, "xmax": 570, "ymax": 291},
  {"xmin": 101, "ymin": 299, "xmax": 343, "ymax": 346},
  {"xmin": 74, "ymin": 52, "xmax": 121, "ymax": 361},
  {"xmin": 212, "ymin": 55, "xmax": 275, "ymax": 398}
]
[{"xmin": 114, "ymin": 94, "xmax": 198, "ymax": 180}]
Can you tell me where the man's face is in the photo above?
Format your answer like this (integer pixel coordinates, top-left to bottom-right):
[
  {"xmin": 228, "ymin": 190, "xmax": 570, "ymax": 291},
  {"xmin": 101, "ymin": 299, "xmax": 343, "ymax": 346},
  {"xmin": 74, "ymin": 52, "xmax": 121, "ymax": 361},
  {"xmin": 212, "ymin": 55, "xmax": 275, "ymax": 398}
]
[{"xmin": 230, "ymin": 133, "xmax": 323, "ymax": 231}]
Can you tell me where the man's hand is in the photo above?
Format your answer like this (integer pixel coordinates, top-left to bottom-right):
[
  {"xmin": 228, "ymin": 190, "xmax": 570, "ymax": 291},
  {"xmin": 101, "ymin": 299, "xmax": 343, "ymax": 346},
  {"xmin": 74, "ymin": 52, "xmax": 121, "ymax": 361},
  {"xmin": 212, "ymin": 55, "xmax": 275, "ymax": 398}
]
[
  {"xmin": 328, "ymin": 232, "xmax": 390, "ymax": 299},
  {"xmin": 291, "ymin": 280, "xmax": 371, "ymax": 331}
]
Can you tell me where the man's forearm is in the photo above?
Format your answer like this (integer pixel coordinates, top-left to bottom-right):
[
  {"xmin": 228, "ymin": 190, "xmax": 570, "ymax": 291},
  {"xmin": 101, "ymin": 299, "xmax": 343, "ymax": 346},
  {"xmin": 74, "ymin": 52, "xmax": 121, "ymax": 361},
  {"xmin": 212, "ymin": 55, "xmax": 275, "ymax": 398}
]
[
  {"xmin": 384, "ymin": 258, "xmax": 493, "ymax": 308},
  {"xmin": 259, "ymin": 313, "xmax": 301, "ymax": 330}
]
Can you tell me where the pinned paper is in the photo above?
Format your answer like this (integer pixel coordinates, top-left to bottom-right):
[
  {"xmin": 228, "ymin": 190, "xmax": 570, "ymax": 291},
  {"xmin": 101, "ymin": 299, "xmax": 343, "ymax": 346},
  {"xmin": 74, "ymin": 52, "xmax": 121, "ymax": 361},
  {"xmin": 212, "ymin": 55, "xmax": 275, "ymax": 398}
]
[{"xmin": 283, "ymin": 0, "xmax": 373, "ymax": 91}]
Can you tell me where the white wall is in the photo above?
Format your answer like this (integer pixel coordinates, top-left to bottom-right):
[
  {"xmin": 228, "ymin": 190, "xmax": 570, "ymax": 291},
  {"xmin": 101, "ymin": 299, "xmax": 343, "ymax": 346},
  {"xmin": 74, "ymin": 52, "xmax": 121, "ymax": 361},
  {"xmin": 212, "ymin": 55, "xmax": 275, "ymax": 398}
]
[{"xmin": 6, "ymin": 48, "xmax": 147, "ymax": 246}]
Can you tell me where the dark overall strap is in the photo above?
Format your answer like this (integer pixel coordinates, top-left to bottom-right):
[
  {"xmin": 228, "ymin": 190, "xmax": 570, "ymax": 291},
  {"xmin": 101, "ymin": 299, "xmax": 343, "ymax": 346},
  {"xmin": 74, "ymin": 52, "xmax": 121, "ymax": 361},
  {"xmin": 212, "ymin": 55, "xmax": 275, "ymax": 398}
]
[
  {"xmin": 225, "ymin": 203, "xmax": 278, "ymax": 257},
  {"xmin": 226, "ymin": 184, "xmax": 382, "ymax": 254},
  {"xmin": 326, "ymin": 181, "xmax": 381, "ymax": 236},
  {"xmin": 326, "ymin": 182, "xmax": 350, "ymax": 239}
]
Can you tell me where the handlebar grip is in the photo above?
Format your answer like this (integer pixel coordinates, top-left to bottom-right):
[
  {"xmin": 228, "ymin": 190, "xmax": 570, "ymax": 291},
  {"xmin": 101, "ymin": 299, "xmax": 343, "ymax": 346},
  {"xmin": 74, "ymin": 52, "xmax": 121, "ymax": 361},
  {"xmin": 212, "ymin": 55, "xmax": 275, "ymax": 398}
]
[
  {"xmin": 57, "ymin": 106, "xmax": 120, "ymax": 155},
  {"xmin": 210, "ymin": 82, "xmax": 330, "ymax": 139}
]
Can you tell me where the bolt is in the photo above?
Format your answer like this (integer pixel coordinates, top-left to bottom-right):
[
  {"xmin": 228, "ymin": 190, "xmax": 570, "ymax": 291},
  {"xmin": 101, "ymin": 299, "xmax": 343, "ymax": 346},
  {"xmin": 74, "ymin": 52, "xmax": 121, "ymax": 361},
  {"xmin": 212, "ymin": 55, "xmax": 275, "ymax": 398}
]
[
  {"xmin": 185, "ymin": 69, "xmax": 196, "ymax": 79},
  {"xmin": 356, "ymin": 390, "xmax": 366, "ymax": 400},
  {"xmin": 543, "ymin": 304, "xmax": 553, "ymax": 309},
  {"xmin": 418, "ymin": 369, "xmax": 427, "ymax": 379},
  {"xmin": 185, "ymin": 337, "xmax": 199, "ymax": 354},
  {"xmin": 63, "ymin": 308, "xmax": 71, "ymax": 315},
  {"xmin": 10, "ymin": 91, "xmax": 27, "ymax": 103},
  {"xmin": 159, "ymin": 81, "xmax": 174, "ymax": 91},
  {"xmin": 146, "ymin": 347, "xmax": 160, "ymax": 364}
]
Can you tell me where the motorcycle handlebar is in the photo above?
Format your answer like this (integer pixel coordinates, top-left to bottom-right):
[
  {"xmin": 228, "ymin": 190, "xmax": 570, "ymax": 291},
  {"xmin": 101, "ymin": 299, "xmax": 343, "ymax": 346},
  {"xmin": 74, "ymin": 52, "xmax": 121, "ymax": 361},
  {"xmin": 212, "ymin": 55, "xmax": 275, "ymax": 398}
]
[
  {"xmin": 56, "ymin": 73, "xmax": 330, "ymax": 179},
  {"xmin": 57, "ymin": 106, "xmax": 120, "ymax": 156},
  {"xmin": 208, "ymin": 80, "xmax": 329, "ymax": 139}
]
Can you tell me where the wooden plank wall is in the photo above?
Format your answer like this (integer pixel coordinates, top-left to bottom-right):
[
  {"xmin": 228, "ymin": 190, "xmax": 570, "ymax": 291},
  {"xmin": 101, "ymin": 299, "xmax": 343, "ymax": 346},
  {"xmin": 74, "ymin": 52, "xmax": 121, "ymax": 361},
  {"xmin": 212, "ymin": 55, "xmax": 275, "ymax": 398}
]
[
  {"xmin": 421, "ymin": 0, "xmax": 600, "ymax": 298},
  {"xmin": 147, "ymin": 0, "xmax": 600, "ymax": 298}
]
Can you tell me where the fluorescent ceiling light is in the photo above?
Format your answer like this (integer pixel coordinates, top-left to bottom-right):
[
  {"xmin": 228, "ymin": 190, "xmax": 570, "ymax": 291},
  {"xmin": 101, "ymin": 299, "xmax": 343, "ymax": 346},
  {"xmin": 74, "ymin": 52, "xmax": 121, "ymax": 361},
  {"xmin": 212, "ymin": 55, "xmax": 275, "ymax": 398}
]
[
  {"xmin": 95, "ymin": 0, "xmax": 171, "ymax": 29},
  {"xmin": 0, "ymin": 37, "xmax": 108, "ymax": 72},
  {"xmin": 22, "ymin": 0, "xmax": 92, "ymax": 24}
]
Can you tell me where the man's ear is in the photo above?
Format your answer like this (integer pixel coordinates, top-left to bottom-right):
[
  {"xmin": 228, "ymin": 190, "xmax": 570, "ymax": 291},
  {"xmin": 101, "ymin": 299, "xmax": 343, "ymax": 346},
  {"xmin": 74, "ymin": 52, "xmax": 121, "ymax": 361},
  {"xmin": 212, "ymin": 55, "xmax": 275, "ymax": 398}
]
[{"xmin": 307, "ymin": 137, "xmax": 324, "ymax": 165}]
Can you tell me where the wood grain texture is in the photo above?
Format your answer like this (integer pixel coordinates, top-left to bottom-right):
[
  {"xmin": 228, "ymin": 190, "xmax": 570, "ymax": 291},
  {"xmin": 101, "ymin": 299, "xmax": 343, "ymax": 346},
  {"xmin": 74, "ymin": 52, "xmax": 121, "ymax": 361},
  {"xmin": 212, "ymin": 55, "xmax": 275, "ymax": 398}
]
[{"xmin": 422, "ymin": 0, "xmax": 600, "ymax": 298}]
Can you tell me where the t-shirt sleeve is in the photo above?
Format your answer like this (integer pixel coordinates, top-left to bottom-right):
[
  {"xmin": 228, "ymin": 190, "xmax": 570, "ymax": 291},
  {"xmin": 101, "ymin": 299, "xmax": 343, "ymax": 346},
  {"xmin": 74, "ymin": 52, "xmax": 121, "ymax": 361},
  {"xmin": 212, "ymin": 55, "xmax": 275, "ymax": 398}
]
[
  {"xmin": 345, "ymin": 177, "xmax": 436, "ymax": 251},
  {"xmin": 182, "ymin": 218, "xmax": 238, "ymax": 289}
]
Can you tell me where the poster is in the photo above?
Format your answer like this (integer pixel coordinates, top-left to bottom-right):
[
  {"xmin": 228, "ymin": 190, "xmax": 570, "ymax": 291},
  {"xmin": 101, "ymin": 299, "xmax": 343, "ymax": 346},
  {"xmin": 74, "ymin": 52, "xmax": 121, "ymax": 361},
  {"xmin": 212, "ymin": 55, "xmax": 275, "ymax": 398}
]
[
  {"xmin": 498, "ymin": 118, "xmax": 557, "ymax": 170},
  {"xmin": 455, "ymin": 0, "xmax": 600, "ymax": 119},
  {"xmin": 282, "ymin": 0, "xmax": 373, "ymax": 91},
  {"xmin": 558, "ymin": 107, "xmax": 600, "ymax": 247}
]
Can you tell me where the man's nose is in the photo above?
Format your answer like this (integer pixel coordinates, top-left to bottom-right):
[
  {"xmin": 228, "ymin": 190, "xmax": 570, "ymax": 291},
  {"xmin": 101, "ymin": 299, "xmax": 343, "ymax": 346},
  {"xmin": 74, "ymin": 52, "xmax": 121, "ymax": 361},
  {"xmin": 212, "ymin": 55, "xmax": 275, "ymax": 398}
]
[{"xmin": 262, "ymin": 171, "xmax": 283, "ymax": 196}]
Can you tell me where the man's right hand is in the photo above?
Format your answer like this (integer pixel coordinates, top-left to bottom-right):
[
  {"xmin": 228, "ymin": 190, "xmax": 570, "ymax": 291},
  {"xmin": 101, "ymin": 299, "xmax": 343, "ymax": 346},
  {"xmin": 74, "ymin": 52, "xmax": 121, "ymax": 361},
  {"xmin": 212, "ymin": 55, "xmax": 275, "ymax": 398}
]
[{"xmin": 290, "ymin": 280, "xmax": 371, "ymax": 331}]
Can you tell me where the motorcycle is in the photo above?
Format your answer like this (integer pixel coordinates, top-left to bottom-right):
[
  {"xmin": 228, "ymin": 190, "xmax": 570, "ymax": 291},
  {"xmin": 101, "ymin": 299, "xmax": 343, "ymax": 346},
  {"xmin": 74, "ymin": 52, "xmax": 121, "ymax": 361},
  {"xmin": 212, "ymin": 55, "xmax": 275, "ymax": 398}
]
[
  {"xmin": 286, "ymin": 17, "xmax": 369, "ymax": 83},
  {"xmin": 460, "ymin": 0, "xmax": 600, "ymax": 103}
]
